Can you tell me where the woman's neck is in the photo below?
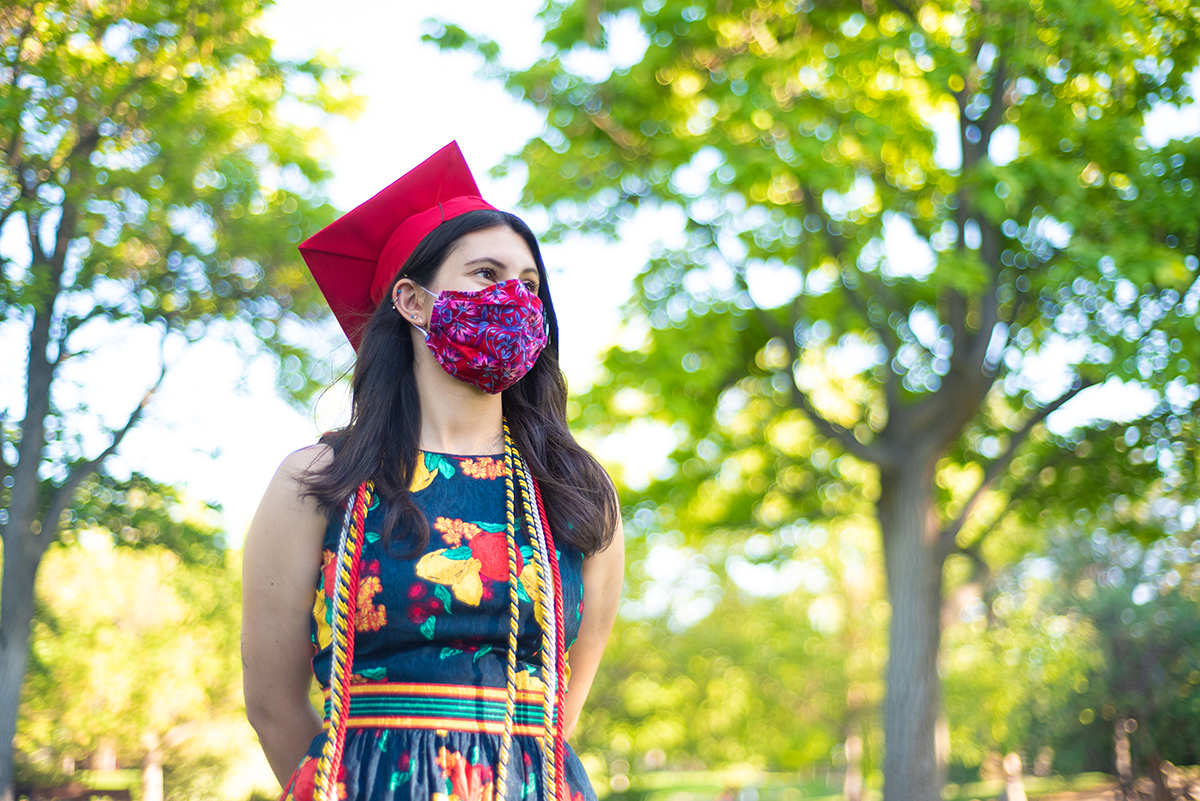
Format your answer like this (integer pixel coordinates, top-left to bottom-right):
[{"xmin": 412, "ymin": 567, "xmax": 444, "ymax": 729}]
[{"xmin": 413, "ymin": 349, "xmax": 505, "ymax": 455}]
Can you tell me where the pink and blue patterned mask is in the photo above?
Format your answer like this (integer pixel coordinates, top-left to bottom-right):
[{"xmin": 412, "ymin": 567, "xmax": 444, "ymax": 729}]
[{"xmin": 414, "ymin": 279, "xmax": 549, "ymax": 394}]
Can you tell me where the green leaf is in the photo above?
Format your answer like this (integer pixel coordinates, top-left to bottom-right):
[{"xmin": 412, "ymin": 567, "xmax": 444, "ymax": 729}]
[
  {"xmin": 434, "ymin": 584, "xmax": 453, "ymax": 613},
  {"xmin": 475, "ymin": 521, "xmax": 506, "ymax": 533},
  {"xmin": 443, "ymin": 546, "xmax": 473, "ymax": 560},
  {"xmin": 426, "ymin": 453, "xmax": 456, "ymax": 478},
  {"xmin": 439, "ymin": 647, "xmax": 463, "ymax": 659},
  {"xmin": 419, "ymin": 616, "xmax": 436, "ymax": 640},
  {"xmin": 932, "ymin": 250, "xmax": 990, "ymax": 297}
]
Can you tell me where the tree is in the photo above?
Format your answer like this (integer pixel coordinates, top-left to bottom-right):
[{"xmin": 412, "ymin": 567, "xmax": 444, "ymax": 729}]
[
  {"xmin": 1007, "ymin": 522, "xmax": 1200, "ymax": 798},
  {"xmin": 17, "ymin": 481, "xmax": 255, "ymax": 801},
  {"xmin": 574, "ymin": 511, "xmax": 886, "ymax": 780},
  {"xmin": 0, "ymin": 1, "xmax": 356, "ymax": 796},
  {"xmin": 429, "ymin": 0, "xmax": 1200, "ymax": 797}
]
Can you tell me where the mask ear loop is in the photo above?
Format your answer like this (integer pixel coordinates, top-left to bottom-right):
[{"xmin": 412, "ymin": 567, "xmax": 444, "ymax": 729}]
[{"xmin": 394, "ymin": 283, "xmax": 439, "ymax": 339}]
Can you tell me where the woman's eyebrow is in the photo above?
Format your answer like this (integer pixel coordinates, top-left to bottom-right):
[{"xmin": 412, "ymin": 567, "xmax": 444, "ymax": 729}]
[
  {"xmin": 463, "ymin": 256, "xmax": 507, "ymax": 268},
  {"xmin": 463, "ymin": 256, "xmax": 539, "ymax": 277}
]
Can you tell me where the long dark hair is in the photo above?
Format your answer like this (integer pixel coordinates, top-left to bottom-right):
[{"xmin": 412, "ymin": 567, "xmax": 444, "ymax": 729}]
[{"xmin": 302, "ymin": 209, "xmax": 619, "ymax": 558}]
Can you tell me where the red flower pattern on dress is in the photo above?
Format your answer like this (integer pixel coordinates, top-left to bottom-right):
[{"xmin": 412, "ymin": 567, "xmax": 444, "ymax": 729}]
[
  {"xmin": 280, "ymin": 756, "xmax": 346, "ymax": 801},
  {"xmin": 320, "ymin": 549, "xmax": 337, "ymax": 599},
  {"xmin": 468, "ymin": 529, "xmax": 523, "ymax": 582},
  {"xmin": 435, "ymin": 746, "xmax": 495, "ymax": 801}
]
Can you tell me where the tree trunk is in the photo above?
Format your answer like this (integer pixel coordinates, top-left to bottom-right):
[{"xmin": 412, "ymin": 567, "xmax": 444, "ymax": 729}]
[
  {"xmin": 1115, "ymin": 717, "xmax": 1135, "ymax": 800},
  {"xmin": 1002, "ymin": 752, "xmax": 1028, "ymax": 801},
  {"xmin": 879, "ymin": 458, "xmax": 944, "ymax": 801},
  {"xmin": 0, "ymin": 218, "xmax": 64, "ymax": 801},
  {"xmin": 0, "ymin": 432, "xmax": 52, "ymax": 801},
  {"xmin": 0, "ymin": 540, "xmax": 40, "ymax": 801},
  {"xmin": 141, "ymin": 734, "xmax": 163, "ymax": 801},
  {"xmin": 937, "ymin": 714, "xmax": 951, "ymax": 788},
  {"xmin": 93, "ymin": 739, "xmax": 117, "ymax": 772},
  {"xmin": 843, "ymin": 732, "xmax": 864, "ymax": 801},
  {"xmin": 1146, "ymin": 752, "xmax": 1172, "ymax": 801}
]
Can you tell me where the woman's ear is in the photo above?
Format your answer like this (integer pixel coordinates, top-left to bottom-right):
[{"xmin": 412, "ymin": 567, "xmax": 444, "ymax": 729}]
[{"xmin": 393, "ymin": 278, "xmax": 431, "ymax": 329}]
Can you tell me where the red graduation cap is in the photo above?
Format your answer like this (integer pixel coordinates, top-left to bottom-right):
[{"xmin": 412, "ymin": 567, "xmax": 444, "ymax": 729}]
[{"xmin": 299, "ymin": 141, "xmax": 496, "ymax": 348}]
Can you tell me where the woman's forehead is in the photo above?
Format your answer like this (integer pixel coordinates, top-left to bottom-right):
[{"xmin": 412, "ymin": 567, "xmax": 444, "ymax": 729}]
[{"xmin": 445, "ymin": 227, "xmax": 538, "ymax": 275}]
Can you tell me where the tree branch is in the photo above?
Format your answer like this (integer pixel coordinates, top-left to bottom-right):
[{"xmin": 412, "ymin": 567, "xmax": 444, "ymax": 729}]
[
  {"xmin": 40, "ymin": 352, "xmax": 168, "ymax": 552},
  {"xmin": 840, "ymin": 273, "xmax": 903, "ymax": 415},
  {"xmin": 582, "ymin": 108, "xmax": 645, "ymax": 159},
  {"xmin": 791, "ymin": 381, "xmax": 885, "ymax": 465},
  {"xmin": 24, "ymin": 203, "xmax": 43, "ymax": 264},
  {"xmin": 797, "ymin": 187, "xmax": 905, "ymax": 420},
  {"xmin": 952, "ymin": 447, "xmax": 1069, "ymax": 559},
  {"xmin": 52, "ymin": 304, "xmax": 111, "ymax": 366},
  {"xmin": 980, "ymin": 53, "xmax": 1009, "ymax": 145},
  {"xmin": 936, "ymin": 378, "xmax": 1096, "ymax": 554},
  {"xmin": 706, "ymin": 222, "xmax": 889, "ymax": 466},
  {"xmin": 49, "ymin": 200, "xmax": 78, "ymax": 273},
  {"xmin": 886, "ymin": 0, "xmax": 921, "ymax": 25}
]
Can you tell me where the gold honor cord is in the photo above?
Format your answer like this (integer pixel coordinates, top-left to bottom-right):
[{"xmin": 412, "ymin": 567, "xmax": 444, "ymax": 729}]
[
  {"xmin": 315, "ymin": 481, "xmax": 373, "ymax": 801},
  {"xmin": 496, "ymin": 424, "xmax": 523, "ymax": 800}
]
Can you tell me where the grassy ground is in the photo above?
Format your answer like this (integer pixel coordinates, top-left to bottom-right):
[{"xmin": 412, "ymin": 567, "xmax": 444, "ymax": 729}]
[{"xmin": 604, "ymin": 770, "xmax": 1137, "ymax": 801}]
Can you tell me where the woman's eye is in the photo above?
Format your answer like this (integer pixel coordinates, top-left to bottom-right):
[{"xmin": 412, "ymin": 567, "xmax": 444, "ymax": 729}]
[{"xmin": 524, "ymin": 281, "xmax": 538, "ymax": 293}]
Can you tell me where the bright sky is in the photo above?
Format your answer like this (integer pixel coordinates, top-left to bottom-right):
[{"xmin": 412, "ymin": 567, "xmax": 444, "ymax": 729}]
[{"xmin": 8, "ymin": 1, "xmax": 1198, "ymax": 548}]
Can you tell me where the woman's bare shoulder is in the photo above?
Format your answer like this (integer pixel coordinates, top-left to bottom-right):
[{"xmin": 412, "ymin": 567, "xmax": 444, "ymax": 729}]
[
  {"xmin": 277, "ymin": 442, "xmax": 334, "ymax": 484},
  {"xmin": 246, "ymin": 443, "xmax": 334, "ymax": 539}
]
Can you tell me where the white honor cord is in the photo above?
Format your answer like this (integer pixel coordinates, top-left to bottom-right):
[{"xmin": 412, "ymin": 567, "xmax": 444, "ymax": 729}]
[{"xmin": 521, "ymin": 459, "xmax": 558, "ymax": 699}]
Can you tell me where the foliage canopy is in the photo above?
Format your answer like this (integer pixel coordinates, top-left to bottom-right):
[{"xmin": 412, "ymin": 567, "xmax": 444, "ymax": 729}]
[{"xmin": 431, "ymin": 0, "xmax": 1200, "ymax": 796}]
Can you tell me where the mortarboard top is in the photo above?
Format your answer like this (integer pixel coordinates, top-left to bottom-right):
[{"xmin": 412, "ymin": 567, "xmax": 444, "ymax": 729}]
[{"xmin": 299, "ymin": 141, "xmax": 496, "ymax": 349}]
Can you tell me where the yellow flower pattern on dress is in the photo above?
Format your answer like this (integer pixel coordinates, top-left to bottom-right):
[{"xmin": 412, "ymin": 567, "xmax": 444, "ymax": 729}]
[
  {"xmin": 416, "ymin": 550, "xmax": 484, "ymax": 606},
  {"xmin": 410, "ymin": 457, "xmax": 437, "ymax": 493},
  {"xmin": 435, "ymin": 516, "xmax": 483, "ymax": 547},
  {"xmin": 313, "ymin": 591, "xmax": 332, "ymax": 650},
  {"xmin": 356, "ymin": 575, "xmax": 387, "ymax": 632},
  {"xmin": 460, "ymin": 456, "xmax": 508, "ymax": 480}
]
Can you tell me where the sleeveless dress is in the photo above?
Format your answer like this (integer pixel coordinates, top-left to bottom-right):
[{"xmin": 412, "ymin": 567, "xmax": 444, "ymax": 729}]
[{"xmin": 280, "ymin": 451, "xmax": 597, "ymax": 801}]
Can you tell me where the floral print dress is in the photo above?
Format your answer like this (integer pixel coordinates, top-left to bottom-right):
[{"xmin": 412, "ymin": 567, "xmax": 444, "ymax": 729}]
[{"xmin": 280, "ymin": 452, "xmax": 594, "ymax": 801}]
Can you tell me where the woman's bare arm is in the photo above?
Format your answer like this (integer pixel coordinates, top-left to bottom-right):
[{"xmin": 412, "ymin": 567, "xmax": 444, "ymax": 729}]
[
  {"xmin": 562, "ymin": 507, "xmax": 625, "ymax": 740},
  {"xmin": 241, "ymin": 445, "xmax": 331, "ymax": 785}
]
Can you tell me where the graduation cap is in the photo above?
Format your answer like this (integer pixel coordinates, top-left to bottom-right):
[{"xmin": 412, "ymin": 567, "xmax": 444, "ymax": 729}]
[{"xmin": 299, "ymin": 141, "xmax": 496, "ymax": 349}]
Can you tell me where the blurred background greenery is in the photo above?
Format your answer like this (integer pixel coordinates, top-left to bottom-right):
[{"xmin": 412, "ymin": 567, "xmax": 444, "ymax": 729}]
[{"xmin": 3, "ymin": 0, "xmax": 1200, "ymax": 800}]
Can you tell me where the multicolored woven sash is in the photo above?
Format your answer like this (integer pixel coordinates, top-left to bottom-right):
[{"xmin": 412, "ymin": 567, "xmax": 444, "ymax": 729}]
[
  {"xmin": 320, "ymin": 682, "xmax": 554, "ymax": 734},
  {"xmin": 312, "ymin": 427, "xmax": 568, "ymax": 801}
]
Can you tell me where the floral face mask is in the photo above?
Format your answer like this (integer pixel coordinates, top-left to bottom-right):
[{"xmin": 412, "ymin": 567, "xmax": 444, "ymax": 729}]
[{"xmin": 412, "ymin": 278, "xmax": 549, "ymax": 394}]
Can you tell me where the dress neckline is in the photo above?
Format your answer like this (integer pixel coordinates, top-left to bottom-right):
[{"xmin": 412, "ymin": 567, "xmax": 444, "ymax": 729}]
[{"xmin": 418, "ymin": 449, "xmax": 505, "ymax": 459}]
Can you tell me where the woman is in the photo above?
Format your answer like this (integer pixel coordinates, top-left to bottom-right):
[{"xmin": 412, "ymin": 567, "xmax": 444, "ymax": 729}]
[{"xmin": 242, "ymin": 142, "xmax": 624, "ymax": 801}]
